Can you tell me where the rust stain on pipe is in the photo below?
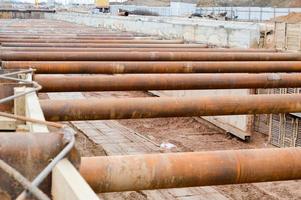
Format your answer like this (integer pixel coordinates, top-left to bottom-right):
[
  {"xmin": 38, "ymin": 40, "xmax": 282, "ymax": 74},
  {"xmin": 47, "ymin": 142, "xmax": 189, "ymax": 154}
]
[
  {"xmin": 35, "ymin": 73, "xmax": 301, "ymax": 92},
  {"xmin": 80, "ymin": 148, "xmax": 301, "ymax": 193},
  {"xmin": 4, "ymin": 61, "xmax": 301, "ymax": 74},
  {"xmin": 40, "ymin": 94, "xmax": 301, "ymax": 121},
  {"xmin": 1, "ymin": 52, "xmax": 301, "ymax": 61},
  {"xmin": 0, "ymin": 132, "xmax": 64, "ymax": 198}
]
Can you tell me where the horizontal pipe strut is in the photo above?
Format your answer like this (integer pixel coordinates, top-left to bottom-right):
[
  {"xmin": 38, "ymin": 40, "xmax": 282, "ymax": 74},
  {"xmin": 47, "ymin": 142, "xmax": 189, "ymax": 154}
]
[
  {"xmin": 1, "ymin": 52, "xmax": 301, "ymax": 61},
  {"xmin": 80, "ymin": 148, "xmax": 301, "ymax": 193},
  {"xmin": 40, "ymin": 94, "xmax": 301, "ymax": 121},
  {"xmin": 0, "ymin": 39, "xmax": 183, "ymax": 44},
  {"xmin": 0, "ymin": 34, "xmax": 148, "ymax": 39},
  {"xmin": 0, "ymin": 47, "xmax": 277, "ymax": 52},
  {"xmin": 0, "ymin": 37, "xmax": 159, "ymax": 41},
  {"xmin": 4, "ymin": 61, "xmax": 301, "ymax": 74},
  {"xmin": 0, "ymin": 43, "xmax": 208, "ymax": 48},
  {"xmin": 35, "ymin": 73, "xmax": 301, "ymax": 92}
]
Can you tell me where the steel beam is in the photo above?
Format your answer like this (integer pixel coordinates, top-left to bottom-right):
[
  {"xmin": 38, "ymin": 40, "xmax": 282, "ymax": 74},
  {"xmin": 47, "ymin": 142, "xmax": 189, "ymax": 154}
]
[
  {"xmin": 35, "ymin": 73, "xmax": 301, "ymax": 92},
  {"xmin": 3, "ymin": 61, "xmax": 301, "ymax": 74},
  {"xmin": 1, "ymin": 52, "xmax": 301, "ymax": 61},
  {"xmin": 40, "ymin": 94, "xmax": 301, "ymax": 121},
  {"xmin": 80, "ymin": 148, "xmax": 301, "ymax": 193}
]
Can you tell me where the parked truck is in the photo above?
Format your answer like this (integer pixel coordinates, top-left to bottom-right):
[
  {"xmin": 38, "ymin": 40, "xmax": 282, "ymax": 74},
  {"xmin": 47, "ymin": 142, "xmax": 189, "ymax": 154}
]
[{"xmin": 95, "ymin": 0, "xmax": 110, "ymax": 13}]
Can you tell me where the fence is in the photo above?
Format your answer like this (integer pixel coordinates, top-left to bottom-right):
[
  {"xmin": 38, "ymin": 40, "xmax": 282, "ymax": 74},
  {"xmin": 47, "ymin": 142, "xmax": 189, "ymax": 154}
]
[
  {"xmin": 110, "ymin": 5, "xmax": 301, "ymax": 21},
  {"xmin": 195, "ymin": 7, "xmax": 301, "ymax": 21}
]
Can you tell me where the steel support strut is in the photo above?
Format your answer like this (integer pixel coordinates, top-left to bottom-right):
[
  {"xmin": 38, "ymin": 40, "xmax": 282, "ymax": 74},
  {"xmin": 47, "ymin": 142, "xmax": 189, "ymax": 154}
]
[
  {"xmin": 40, "ymin": 94, "xmax": 301, "ymax": 121},
  {"xmin": 80, "ymin": 148, "xmax": 301, "ymax": 193},
  {"xmin": 34, "ymin": 73, "xmax": 301, "ymax": 92}
]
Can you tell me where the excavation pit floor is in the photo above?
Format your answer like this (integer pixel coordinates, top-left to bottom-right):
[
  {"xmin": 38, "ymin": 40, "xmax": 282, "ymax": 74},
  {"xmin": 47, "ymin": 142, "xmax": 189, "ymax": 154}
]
[{"xmin": 2, "ymin": 17, "xmax": 300, "ymax": 200}]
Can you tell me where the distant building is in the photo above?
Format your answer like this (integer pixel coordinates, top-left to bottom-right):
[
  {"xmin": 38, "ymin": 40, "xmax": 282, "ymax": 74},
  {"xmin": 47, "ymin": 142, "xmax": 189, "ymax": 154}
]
[{"xmin": 170, "ymin": 0, "xmax": 197, "ymax": 16}]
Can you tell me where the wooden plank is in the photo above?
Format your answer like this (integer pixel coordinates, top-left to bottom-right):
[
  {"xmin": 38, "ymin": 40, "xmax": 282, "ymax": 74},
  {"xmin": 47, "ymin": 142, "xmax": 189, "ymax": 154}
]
[
  {"xmin": 52, "ymin": 159, "xmax": 99, "ymax": 200},
  {"xmin": 25, "ymin": 88, "xmax": 49, "ymax": 133},
  {"xmin": 203, "ymin": 116, "xmax": 251, "ymax": 141},
  {"xmin": 14, "ymin": 87, "xmax": 26, "ymax": 126},
  {"xmin": 0, "ymin": 116, "xmax": 16, "ymax": 130}
]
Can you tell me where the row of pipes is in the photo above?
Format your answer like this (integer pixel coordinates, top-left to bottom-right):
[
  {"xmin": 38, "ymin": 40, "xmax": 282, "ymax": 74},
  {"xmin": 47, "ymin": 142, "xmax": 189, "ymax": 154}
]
[{"xmin": 1, "ymin": 19, "xmax": 301, "ymax": 196}]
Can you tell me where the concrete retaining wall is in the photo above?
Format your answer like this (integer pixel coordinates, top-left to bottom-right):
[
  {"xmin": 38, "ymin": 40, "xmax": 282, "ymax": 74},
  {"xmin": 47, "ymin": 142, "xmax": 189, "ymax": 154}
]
[
  {"xmin": 0, "ymin": 9, "xmax": 55, "ymax": 19},
  {"xmin": 45, "ymin": 12, "xmax": 261, "ymax": 48}
]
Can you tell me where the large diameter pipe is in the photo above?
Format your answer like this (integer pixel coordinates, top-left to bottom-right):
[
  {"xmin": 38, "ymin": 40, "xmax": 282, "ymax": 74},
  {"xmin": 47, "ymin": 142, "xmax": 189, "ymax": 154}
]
[
  {"xmin": 0, "ymin": 47, "xmax": 277, "ymax": 52},
  {"xmin": 0, "ymin": 37, "xmax": 158, "ymax": 41},
  {"xmin": 40, "ymin": 94, "xmax": 301, "ymax": 121},
  {"xmin": 0, "ymin": 34, "xmax": 148, "ymax": 38},
  {"xmin": 80, "ymin": 148, "xmax": 301, "ymax": 193},
  {"xmin": 0, "ymin": 132, "xmax": 64, "ymax": 198},
  {"xmin": 35, "ymin": 73, "xmax": 301, "ymax": 92},
  {"xmin": 4, "ymin": 61, "xmax": 301, "ymax": 74},
  {"xmin": 0, "ymin": 39, "xmax": 183, "ymax": 44},
  {"xmin": 0, "ymin": 43, "xmax": 208, "ymax": 48},
  {"xmin": 1, "ymin": 52, "xmax": 301, "ymax": 61}
]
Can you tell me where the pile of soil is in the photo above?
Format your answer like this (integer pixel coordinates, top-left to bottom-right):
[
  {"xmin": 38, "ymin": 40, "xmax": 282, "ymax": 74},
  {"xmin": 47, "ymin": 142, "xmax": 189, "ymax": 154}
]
[
  {"xmin": 274, "ymin": 12, "xmax": 301, "ymax": 23},
  {"xmin": 198, "ymin": 0, "xmax": 299, "ymax": 7},
  {"xmin": 122, "ymin": 0, "xmax": 301, "ymax": 7}
]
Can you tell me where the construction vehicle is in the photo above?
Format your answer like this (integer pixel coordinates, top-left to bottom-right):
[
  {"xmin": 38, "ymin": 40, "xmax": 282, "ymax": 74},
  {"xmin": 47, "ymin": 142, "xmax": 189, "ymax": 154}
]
[
  {"xmin": 95, "ymin": 0, "xmax": 110, "ymax": 13},
  {"xmin": 35, "ymin": 0, "xmax": 39, "ymax": 8}
]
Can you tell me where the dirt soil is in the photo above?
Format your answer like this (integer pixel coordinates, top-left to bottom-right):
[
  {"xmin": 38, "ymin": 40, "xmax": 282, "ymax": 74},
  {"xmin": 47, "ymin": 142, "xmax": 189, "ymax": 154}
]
[
  {"xmin": 120, "ymin": 0, "xmax": 301, "ymax": 7},
  {"xmin": 73, "ymin": 123, "xmax": 107, "ymax": 157},
  {"xmin": 274, "ymin": 12, "xmax": 301, "ymax": 22}
]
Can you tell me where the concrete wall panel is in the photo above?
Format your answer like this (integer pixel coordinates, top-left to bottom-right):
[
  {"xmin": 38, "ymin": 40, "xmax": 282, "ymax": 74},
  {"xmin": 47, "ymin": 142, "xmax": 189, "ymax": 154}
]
[{"xmin": 45, "ymin": 12, "xmax": 261, "ymax": 48}]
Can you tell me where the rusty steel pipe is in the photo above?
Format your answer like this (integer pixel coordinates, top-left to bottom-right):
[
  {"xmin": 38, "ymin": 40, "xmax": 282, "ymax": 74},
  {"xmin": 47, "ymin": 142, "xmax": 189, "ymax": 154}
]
[
  {"xmin": 40, "ymin": 94, "xmax": 301, "ymax": 121},
  {"xmin": 35, "ymin": 73, "xmax": 301, "ymax": 92},
  {"xmin": 1, "ymin": 52, "xmax": 301, "ymax": 61},
  {"xmin": 0, "ymin": 132, "xmax": 65, "ymax": 199},
  {"xmin": 0, "ymin": 34, "xmax": 147, "ymax": 38},
  {"xmin": 80, "ymin": 148, "xmax": 301, "ymax": 193},
  {"xmin": 0, "ymin": 37, "xmax": 157, "ymax": 40},
  {"xmin": 0, "ymin": 38, "xmax": 183, "ymax": 44},
  {"xmin": 1, "ymin": 43, "xmax": 205, "ymax": 48},
  {"xmin": 4, "ymin": 61, "xmax": 301, "ymax": 74},
  {"xmin": 0, "ymin": 47, "xmax": 277, "ymax": 52},
  {"xmin": 1, "ymin": 43, "xmax": 207, "ymax": 48}
]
